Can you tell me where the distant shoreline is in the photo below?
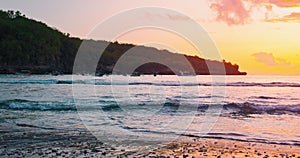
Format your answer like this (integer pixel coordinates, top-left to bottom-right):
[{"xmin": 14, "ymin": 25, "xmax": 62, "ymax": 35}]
[{"xmin": 0, "ymin": 72, "xmax": 247, "ymax": 76}]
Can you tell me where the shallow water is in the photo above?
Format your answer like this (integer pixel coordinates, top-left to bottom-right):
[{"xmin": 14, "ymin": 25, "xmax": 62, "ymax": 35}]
[{"xmin": 0, "ymin": 75, "xmax": 299, "ymax": 148}]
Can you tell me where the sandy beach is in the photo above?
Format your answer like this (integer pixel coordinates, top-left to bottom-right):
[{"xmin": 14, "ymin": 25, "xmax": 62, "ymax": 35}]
[
  {"xmin": 140, "ymin": 138, "xmax": 300, "ymax": 158},
  {"xmin": 1, "ymin": 125, "xmax": 299, "ymax": 158},
  {"xmin": 0, "ymin": 127, "xmax": 139, "ymax": 157}
]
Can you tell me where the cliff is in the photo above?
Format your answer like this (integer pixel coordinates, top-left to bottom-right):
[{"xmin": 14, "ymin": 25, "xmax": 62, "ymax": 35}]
[{"xmin": 0, "ymin": 10, "xmax": 246, "ymax": 75}]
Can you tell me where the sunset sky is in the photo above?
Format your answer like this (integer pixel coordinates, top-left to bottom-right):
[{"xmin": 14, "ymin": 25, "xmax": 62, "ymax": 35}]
[{"xmin": 1, "ymin": 0, "xmax": 300, "ymax": 75}]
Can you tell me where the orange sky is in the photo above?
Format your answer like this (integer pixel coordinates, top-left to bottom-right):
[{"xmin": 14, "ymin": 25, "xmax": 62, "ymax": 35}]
[
  {"xmin": 1, "ymin": 0, "xmax": 300, "ymax": 75},
  {"xmin": 114, "ymin": 0, "xmax": 300, "ymax": 75}
]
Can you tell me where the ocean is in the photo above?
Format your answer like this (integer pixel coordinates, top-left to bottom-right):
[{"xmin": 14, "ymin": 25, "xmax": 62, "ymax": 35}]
[{"xmin": 0, "ymin": 75, "xmax": 300, "ymax": 151}]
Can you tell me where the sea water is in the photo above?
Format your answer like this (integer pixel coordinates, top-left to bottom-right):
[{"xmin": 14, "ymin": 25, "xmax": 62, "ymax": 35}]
[{"xmin": 0, "ymin": 75, "xmax": 299, "ymax": 148}]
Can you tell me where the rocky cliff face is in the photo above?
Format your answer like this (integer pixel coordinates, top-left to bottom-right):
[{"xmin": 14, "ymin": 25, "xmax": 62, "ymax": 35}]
[{"xmin": 0, "ymin": 10, "xmax": 246, "ymax": 75}]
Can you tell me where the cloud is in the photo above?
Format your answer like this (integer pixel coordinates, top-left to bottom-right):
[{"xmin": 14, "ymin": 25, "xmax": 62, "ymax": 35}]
[
  {"xmin": 268, "ymin": 0, "xmax": 300, "ymax": 8},
  {"xmin": 143, "ymin": 12, "xmax": 191, "ymax": 22},
  {"xmin": 252, "ymin": 52, "xmax": 293, "ymax": 67},
  {"xmin": 266, "ymin": 12, "xmax": 300, "ymax": 22},
  {"xmin": 165, "ymin": 14, "xmax": 190, "ymax": 21},
  {"xmin": 210, "ymin": 0, "xmax": 252, "ymax": 25},
  {"xmin": 210, "ymin": 0, "xmax": 300, "ymax": 25}
]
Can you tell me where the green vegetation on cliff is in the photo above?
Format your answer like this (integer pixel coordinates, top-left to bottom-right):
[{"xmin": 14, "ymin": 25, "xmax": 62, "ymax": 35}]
[{"xmin": 0, "ymin": 10, "xmax": 246, "ymax": 75}]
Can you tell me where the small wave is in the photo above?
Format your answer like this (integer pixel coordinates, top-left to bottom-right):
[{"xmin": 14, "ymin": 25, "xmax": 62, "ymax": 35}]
[
  {"xmin": 1, "ymin": 99, "xmax": 300, "ymax": 115},
  {"xmin": 207, "ymin": 132, "xmax": 246, "ymax": 137},
  {"xmin": 1, "ymin": 79, "xmax": 300, "ymax": 88},
  {"xmin": 92, "ymin": 101, "xmax": 300, "ymax": 115},
  {"xmin": 223, "ymin": 102, "xmax": 300, "ymax": 115},
  {"xmin": 174, "ymin": 95, "xmax": 223, "ymax": 99},
  {"xmin": 100, "ymin": 96, "xmax": 115, "ymax": 99},
  {"xmin": 0, "ymin": 79, "xmax": 58, "ymax": 84},
  {"xmin": 16, "ymin": 123, "xmax": 57, "ymax": 130},
  {"xmin": 0, "ymin": 99, "xmax": 76, "ymax": 111},
  {"xmin": 101, "ymin": 104, "xmax": 122, "ymax": 111},
  {"xmin": 57, "ymin": 80, "xmax": 73, "ymax": 84},
  {"xmin": 195, "ymin": 135, "xmax": 300, "ymax": 146},
  {"xmin": 150, "ymin": 82, "xmax": 300, "ymax": 87},
  {"xmin": 255, "ymin": 96, "xmax": 279, "ymax": 100},
  {"xmin": 117, "ymin": 126, "xmax": 300, "ymax": 146},
  {"xmin": 157, "ymin": 102, "xmax": 180, "ymax": 113},
  {"xmin": 226, "ymin": 82, "xmax": 300, "ymax": 87}
]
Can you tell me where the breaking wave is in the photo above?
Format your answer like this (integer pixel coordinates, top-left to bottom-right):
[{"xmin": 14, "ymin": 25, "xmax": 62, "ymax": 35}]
[{"xmin": 1, "ymin": 99, "xmax": 299, "ymax": 115}]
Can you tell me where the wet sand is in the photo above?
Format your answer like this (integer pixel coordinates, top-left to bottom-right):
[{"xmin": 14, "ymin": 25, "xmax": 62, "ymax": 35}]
[
  {"xmin": 1, "ymin": 122, "xmax": 300, "ymax": 157},
  {"xmin": 1, "ymin": 130, "xmax": 300, "ymax": 157},
  {"xmin": 0, "ymin": 124, "xmax": 141, "ymax": 157}
]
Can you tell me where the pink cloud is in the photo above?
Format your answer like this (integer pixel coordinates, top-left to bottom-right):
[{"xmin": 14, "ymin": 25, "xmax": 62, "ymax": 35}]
[
  {"xmin": 252, "ymin": 52, "xmax": 293, "ymax": 67},
  {"xmin": 210, "ymin": 0, "xmax": 300, "ymax": 25},
  {"xmin": 266, "ymin": 12, "xmax": 300, "ymax": 22},
  {"xmin": 210, "ymin": 0, "xmax": 252, "ymax": 25},
  {"xmin": 269, "ymin": 0, "xmax": 300, "ymax": 7}
]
